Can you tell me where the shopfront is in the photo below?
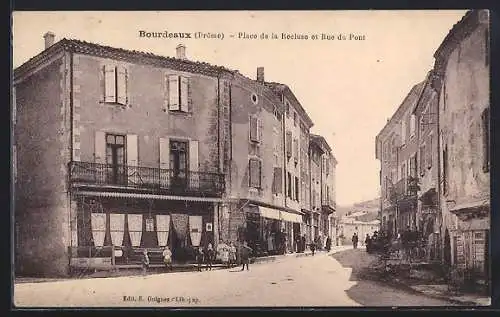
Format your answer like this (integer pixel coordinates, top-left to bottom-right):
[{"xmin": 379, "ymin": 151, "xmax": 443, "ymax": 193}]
[{"xmin": 70, "ymin": 193, "xmax": 219, "ymax": 269}]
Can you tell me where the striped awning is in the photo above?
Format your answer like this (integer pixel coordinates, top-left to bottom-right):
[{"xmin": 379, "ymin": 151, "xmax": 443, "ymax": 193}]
[{"xmin": 73, "ymin": 191, "xmax": 224, "ymax": 202}]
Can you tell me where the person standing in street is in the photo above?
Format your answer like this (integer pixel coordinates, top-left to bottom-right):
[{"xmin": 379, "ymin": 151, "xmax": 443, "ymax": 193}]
[
  {"xmin": 162, "ymin": 246, "xmax": 173, "ymax": 271},
  {"xmin": 196, "ymin": 247, "xmax": 204, "ymax": 272},
  {"xmin": 310, "ymin": 238, "xmax": 316, "ymax": 256},
  {"xmin": 205, "ymin": 243, "xmax": 215, "ymax": 271},
  {"xmin": 240, "ymin": 241, "xmax": 253, "ymax": 271},
  {"xmin": 141, "ymin": 249, "xmax": 150, "ymax": 276},
  {"xmin": 352, "ymin": 233, "xmax": 359, "ymax": 249},
  {"xmin": 326, "ymin": 236, "xmax": 332, "ymax": 252},
  {"xmin": 365, "ymin": 234, "xmax": 372, "ymax": 253}
]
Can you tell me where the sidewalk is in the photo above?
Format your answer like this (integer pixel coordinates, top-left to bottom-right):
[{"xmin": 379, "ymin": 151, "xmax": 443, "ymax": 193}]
[{"xmin": 15, "ymin": 246, "xmax": 352, "ymax": 283}]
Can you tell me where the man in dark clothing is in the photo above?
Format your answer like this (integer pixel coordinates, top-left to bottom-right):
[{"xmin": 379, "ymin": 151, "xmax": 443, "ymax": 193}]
[
  {"xmin": 365, "ymin": 234, "xmax": 372, "ymax": 253},
  {"xmin": 240, "ymin": 241, "xmax": 253, "ymax": 271},
  {"xmin": 325, "ymin": 236, "xmax": 332, "ymax": 252},
  {"xmin": 352, "ymin": 233, "xmax": 359, "ymax": 249}
]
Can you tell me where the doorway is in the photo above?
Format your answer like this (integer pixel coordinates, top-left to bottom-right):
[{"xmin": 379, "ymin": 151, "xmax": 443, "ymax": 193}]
[
  {"xmin": 105, "ymin": 134, "xmax": 126, "ymax": 185},
  {"xmin": 170, "ymin": 140, "xmax": 188, "ymax": 191}
]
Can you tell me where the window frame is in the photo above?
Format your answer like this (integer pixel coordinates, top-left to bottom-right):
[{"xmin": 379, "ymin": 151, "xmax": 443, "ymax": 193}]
[{"xmin": 249, "ymin": 158, "xmax": 262, "ymax": 189}]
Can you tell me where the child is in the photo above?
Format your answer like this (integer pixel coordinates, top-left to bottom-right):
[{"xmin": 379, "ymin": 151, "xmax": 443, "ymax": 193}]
[
  {"xmin": 196, "ymin": 247, "xmax": 204, "ymax": 272},
  {"xmin": 162, "ymin": 246, "xmax": 173, "ymax": 271},
  {"xmin": 141, "ymin": 249, "xmax": 150, "ymax": 276}
]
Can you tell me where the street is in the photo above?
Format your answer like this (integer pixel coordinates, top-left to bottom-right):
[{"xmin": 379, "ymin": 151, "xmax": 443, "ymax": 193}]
[{"xmin": 14, "ymin": 248, "xmax": 456, "ymax": 307}]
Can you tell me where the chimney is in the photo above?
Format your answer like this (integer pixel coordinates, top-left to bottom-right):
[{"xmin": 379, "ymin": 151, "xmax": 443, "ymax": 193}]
[
  {"xmin": 43, "ymin": 32, "xmax": 55, "ymax": 49},
  {"xmin": 176, "ymin": 44, "xmax": 186, "ymax": 60},
  {"xmin": 257, "ymin": 67, "xmax": 265, "ymax": 83}
]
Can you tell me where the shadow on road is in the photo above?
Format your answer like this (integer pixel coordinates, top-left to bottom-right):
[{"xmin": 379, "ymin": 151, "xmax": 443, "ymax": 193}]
[{"xmin": 330, "ymin": 249, "xmax": 452, "ymax": 307}]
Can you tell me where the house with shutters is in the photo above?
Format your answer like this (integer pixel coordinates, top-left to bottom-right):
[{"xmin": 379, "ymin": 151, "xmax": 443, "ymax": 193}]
[
  {"xmin": 13, "ymin": 33, "xmax": 232, "ymax": 276},
  {"xmin": 223, "ymin": 68, "xmax": 313, "ymax": 256},
  {"xmin": 432, "ymin": 10, "xmax": 490, "ymax": 290}
]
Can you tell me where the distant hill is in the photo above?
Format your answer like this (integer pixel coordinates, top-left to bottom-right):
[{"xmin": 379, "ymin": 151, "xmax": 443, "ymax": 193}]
[{"xmin": 337, "ymin": 198, "xmax": 380, "ymax": 223}]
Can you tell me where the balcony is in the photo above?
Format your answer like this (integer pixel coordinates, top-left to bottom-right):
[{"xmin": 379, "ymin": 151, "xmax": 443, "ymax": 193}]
[
  {"xmin": 69, "ymin": 161, "xmax": 225, "ymax": 197},
  {"xmin": 321, "ymin": 198, "xmax": 336, "ymax": 214},
  {"xmin": 389, "ymin": 177, "xmax": 419, "ymax": 207}
]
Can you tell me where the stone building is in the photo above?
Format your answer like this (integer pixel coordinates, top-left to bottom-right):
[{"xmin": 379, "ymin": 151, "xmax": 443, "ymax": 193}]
[
  {"xmin": 14, "ymin": 35, "xmax": 232, "ymax": 276},
  {"xmin": 413, "ymin": 71, "xmax": 441, "ymax": 262},
  {"xmin": 432, "ymin": 10, "xmax": 490, "ymax": 288},
  {"xmin": 265, "ymin": 81, "xmax": 314, "ymax": 252},
  {"xmin": 375, "ymin": 81, "xmax": 425, "ymax": 238}
]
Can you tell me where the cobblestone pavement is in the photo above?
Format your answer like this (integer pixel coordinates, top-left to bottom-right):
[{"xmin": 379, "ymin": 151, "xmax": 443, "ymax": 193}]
[{"xmin": 14, "ymin": 248, "xmax": 456, "ymax": 308}]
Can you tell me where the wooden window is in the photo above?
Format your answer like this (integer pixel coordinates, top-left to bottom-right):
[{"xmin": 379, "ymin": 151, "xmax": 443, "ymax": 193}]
[
  {"xmin": 293, "ymin": 138, "xmax": 299, "ymax": 162},
  {"xmin": 419, "ymin": 144, "xmax": 426, "ymax": 176},
  {"xmin": 427, "ymin": 135, "xmax": 433, "ymax": 169},
  {"xmin": 295, "ymin": 176, "xmax": 299, "ymax": 202},
  {"xmin": 286, "ymin": 131, "xmax": 292, "ymax": 158},
  {"xmin": 473, "ymin": 231, "xmax": 486, "ymax": 273},
  {"xmin": 272, "ymin": 167, "xmax": 282, "ymax": 194},
  {"xmin": 410, "ymin": 154, "xmax": 417, "ymax": 177},
  {"xmin": 401, "ymin": 119, "xmax": 407, "ymax": 144},
  {"xmin": 250, "ymin": 116, "xmax": 259, "ymax": 142},
  {"xmin": 482, "ymin": 107, "xmax": 490, "ymax": 172},
  {"xmin": 443, "ymin": 144, "xmax": 448, "ymax": 195},
  {"xmin": 410, "ymin": 114, "xmax": 416, "ymax": 137},
  {"xmin": 103, "ymin": 65, "xmax": 128, "ymax": 105},
  {"xmin": 287, "ymin": 172, "xmax": 292, "ymax": 198},
  {"xmin": 293, "ymin": 111, "xmax": 297, "ymax": 127},
  {"xmin": 249, "ymin": 159, "xmax": 261, "ymax": 188},
  {"xmin": 167, "ymin": 75, "xmax": 190, "ymax": 112}
]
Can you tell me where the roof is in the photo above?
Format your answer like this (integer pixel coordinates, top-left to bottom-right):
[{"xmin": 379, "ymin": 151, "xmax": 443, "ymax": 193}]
[
  {"xmin": 376, "ymin": 80, "xmax": 426, "ymax": 142},
  {"xmin": 14, "ymin": 38, "xmax": 237, "ymax": 80},
  {"xmin": 432, "ymin": 10, "xmax": 486, "ymax": 91},
  {"xmin": 265, "ymin": 81, "xmax": 314, "ymax": 128},
  {"xmin": 310, "ymin": 134, "xmax": 332, "ymax": 153}
]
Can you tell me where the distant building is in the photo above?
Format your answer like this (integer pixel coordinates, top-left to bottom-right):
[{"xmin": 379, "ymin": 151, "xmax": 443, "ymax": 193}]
[{"xmin": 337, "ymin": 198, "xmax": 379, "ymax": 246}]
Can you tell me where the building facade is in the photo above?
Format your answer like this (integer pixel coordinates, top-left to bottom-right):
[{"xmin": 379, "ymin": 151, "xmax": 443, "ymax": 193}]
[
  {"xmin": 433, "ymin": 10, "xmax": 490, "ymax": 288},
  {"xmin": 413, "ymin": 71, "xmax": 441, "ymax": 262},
  {"xmin": 376, "ymin": 82, "xmax": 425, "ymax": 239},
  {"xmin": 14, "ymin": 36, "xmax": 232, "ymax": 276},
  {"xmin": 14, "ymin": 34, "xmax": 338, "ymax": 276}
]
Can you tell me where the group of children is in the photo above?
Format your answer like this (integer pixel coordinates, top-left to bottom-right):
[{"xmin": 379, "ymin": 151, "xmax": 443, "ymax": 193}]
[{"xmin": 140, "ymin": 240, "xmax": 254, "ymax": 274}]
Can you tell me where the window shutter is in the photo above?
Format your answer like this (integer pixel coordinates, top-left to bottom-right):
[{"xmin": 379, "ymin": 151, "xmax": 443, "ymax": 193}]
[
  {"xmin": 94, "ymin": 131, "xmax": 106, "ymax": 164},
  {"xmin": 104, "ymin": 65, "xmax": 116, "ymax": 103},
  {"xmin": 250, "ymin": 117, "xmax": 258, "ymax": 142},
  {"xmin": 249, "ymin": 159, "xmax": 260, "ymax": 188},
  {"xmin": 159, "ymin": 137, "xmax": 170, "ymax": 170},
  {"xmin": 126, "ymin": 134, "xmax": 138, "ymax": 167},
  {"xmin": 189, "ymin": 140, "xmax": 199, "ymax": 188},
  {"xmin": 286, "ymin": 131, "xmax": 292, "ymax": 158},
  {"xmin": 117, "ymin": 66, "xmax": 128, "ymax": 105},
  {"xmin": 168, "ymin": 75, "xmax": 179, "ymax": 111},
  {"xmin": 273, "ymin": 167, "xmax": 282, "ymax": 194},
  {"xmin": 401, "ymin": 120, "xmax": 406, "ymax": 143},
  {"xmin": 428, "ymin": 136, "xmax": 433, "ymax": 168},
  {"xmin": 126, "ymin": 134, "xmax": 138, "ymax": 185},
  {"xmin": 180, "ymin": 76, "xmax": 189, "ymax": 112},
  {"xmin": 293, "ymin": 139, "xmax": 298, "ymax": 161},
  {"xmin": 258, "ymin": 118, "xmax": 263, "ymax": 142}
]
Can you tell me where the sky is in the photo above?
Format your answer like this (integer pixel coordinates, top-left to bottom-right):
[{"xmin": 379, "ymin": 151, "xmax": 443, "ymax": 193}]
[{"xmin": 12, "ymin": 10, "xmax": 467, "ymax": 206}]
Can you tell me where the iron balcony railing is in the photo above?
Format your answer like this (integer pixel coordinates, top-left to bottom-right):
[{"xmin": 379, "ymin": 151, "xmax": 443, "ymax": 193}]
[
  {"xmin": 69, "ymin": 161, "xmax": 225, "ymax": 196},
  {"xmin": 390, "ymin": 177, "xmax": 419, "ymax": 203}
]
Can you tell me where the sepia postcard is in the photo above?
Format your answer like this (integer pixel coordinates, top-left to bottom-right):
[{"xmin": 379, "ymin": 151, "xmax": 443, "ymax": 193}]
[{"xmin": 11, "ymin": 10, "xmax": 491, "ymax": 308}]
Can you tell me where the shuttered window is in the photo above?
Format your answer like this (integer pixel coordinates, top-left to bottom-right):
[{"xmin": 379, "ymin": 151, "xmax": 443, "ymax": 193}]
[
  {"xmin": 293, "ymin": 138, "xmax": 299, "ymax": 162},
  {"xmin": 249, "ymin": 159, "xmax": 261, "ymax": 188},
  {"xmin": 250, "ymin": 116, "xmax": 261, "ymax": 142},
  {"xmin": 103, "ymin": 65, "xmax": 128, "ymax": 105},
  {"xmin": 167, "ymin": 75, "xmax": 190, "ymax": 112},
  {"xmin": 427, "ymin": 135, "xmax": 433, "ymax": 169},
  {"xmin": 272, "ymin": 167, "xmax": 283, "ymax": 194},
  {"xmin": 286, "ymin": 131, "xmax": 292, "ymax": 158},
  {"xmin": 295, "ymin": 176, "xmax": 299, "ymax": 202},
  {"xmin": 419, "ymin": 144, "xmax": 426, "ymax": 176}
]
